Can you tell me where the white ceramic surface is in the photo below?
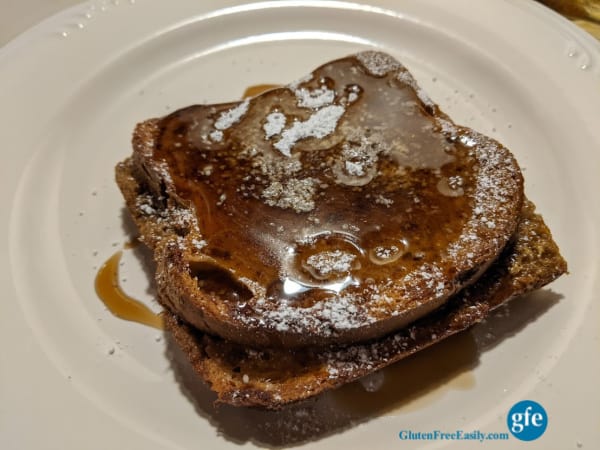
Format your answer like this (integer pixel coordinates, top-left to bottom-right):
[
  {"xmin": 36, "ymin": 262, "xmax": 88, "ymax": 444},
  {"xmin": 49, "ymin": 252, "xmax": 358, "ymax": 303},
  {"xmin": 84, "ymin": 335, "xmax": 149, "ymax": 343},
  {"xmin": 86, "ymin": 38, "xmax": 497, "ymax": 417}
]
[{"xmin": 1, "ymin": 1, "xmax": 599, "ymax": 449}]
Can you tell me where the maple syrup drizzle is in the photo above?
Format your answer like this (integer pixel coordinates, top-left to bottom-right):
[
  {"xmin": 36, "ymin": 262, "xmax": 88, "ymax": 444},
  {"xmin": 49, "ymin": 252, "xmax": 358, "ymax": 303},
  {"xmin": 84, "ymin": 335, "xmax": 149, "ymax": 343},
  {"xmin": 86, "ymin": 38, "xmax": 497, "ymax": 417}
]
[
  {"xmin": 242, "ymin": 84, "xmax": 280, "ymax": 98},
  {"xmin": 155, "ymin": 56, "xmax": 478, "ymax": 332},
  {"xmin": 95, "ymin": 250, "xmax": 163, "ymax": 330}
]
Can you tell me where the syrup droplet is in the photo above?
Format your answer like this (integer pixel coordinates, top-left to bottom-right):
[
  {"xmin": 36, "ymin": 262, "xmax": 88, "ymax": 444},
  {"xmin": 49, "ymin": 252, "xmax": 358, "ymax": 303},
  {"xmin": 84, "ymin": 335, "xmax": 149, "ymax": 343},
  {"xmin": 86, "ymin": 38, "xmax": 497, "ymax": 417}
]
[
  {"xmin": 332, "ymin": 137, "xmax": 379, "ymax": 187},
  {"xmin": 294, "ymin": 233, "xmax": 361, "ymax": 282},
  {"xmin": 437, "ymin": 176, "xmax": 465, "ymax": 197},
  {"xmin": 277, "ymin": 233, "xmax": 362, "ymax": 295},
  {"xmin": 280, "ymin": 274, "xmax": 355, "ymax": 296},
  {"xmin": 369, "ymin": 238, "xmax": 408, "ymax": 265},
  {"xmin": 303, "ymin": 249, "xmax": 357, "ymax": 280}
]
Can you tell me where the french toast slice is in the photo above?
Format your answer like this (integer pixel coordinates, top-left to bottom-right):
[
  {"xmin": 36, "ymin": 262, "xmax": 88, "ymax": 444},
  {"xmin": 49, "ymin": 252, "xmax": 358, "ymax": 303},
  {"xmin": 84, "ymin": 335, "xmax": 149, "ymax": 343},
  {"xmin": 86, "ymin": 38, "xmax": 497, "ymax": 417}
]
[
  {"xmin": 163, "ymin": 200, "xmax": 567, "ymax": 409},
  {"xmin": 116, "ymin": 51, "xmax": 524, "ymax": 348}
]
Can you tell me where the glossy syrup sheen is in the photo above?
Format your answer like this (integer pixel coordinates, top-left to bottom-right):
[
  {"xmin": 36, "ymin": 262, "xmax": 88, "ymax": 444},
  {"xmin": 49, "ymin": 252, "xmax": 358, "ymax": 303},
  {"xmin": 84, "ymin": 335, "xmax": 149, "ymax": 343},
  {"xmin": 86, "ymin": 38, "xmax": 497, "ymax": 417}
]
[{"xmin": 153, "ymin": 57, "xmax": 478, "ymax": 306}]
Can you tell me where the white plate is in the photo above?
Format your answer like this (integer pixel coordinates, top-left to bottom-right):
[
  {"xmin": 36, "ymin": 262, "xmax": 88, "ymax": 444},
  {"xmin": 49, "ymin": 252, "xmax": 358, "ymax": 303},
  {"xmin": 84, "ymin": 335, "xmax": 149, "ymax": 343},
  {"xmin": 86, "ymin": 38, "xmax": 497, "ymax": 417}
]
[{"xmin": 2, "ymin": 1, "xmax": 599, "ymax": 449}]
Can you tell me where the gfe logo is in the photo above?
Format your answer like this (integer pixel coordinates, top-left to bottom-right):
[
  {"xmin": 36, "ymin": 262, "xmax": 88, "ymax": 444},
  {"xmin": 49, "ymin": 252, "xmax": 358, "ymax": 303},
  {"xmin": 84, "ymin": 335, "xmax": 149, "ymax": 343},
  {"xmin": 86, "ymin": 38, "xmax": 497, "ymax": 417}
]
[{"xmin": 507, "ymin": 400, "xmax": 548, "ymax": 441}]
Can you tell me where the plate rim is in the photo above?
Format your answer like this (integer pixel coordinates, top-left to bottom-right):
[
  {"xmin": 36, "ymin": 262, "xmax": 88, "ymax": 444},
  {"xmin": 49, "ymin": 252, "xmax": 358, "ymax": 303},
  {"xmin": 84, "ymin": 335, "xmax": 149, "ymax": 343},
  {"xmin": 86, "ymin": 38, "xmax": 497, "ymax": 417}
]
[{"xmin": 1, "ymin": 1, "xmax": 599, "ymax": 449}]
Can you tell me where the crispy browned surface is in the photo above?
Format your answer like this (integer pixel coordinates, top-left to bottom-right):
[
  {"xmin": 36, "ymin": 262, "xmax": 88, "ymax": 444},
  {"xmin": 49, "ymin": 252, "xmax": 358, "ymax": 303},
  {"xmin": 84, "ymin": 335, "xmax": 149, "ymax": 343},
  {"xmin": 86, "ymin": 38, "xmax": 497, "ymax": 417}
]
[
  {"xmin": 116, "ymin": 51, "xmax": 525, "ymax": 348},
  {"xmin": 163, "ymin": 201, "xmax": 566, "ymax": 408}
]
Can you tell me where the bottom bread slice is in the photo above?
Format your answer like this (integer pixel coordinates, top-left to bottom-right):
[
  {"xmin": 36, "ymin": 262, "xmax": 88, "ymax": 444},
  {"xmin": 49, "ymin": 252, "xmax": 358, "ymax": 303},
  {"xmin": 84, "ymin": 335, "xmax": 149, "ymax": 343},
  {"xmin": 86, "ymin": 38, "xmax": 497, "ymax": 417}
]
[{"xmin": 164, "ymin": 200, "xmax": 566, "ymax": 409}]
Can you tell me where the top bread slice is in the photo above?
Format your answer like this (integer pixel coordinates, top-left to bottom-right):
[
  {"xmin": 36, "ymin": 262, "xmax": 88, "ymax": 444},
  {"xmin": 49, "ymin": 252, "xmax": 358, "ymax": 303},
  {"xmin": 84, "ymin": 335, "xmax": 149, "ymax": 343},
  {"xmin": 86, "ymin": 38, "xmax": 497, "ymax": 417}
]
[{"xmin": 116, "ymin": 51, "xmax": 524, "ymax": 348}]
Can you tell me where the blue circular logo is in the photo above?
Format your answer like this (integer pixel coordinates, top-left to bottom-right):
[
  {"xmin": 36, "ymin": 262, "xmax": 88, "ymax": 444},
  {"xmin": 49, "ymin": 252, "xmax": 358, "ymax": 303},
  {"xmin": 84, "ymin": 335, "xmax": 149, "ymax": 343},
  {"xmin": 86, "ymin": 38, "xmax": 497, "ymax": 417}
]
[{"xmin": 507, "ymin": 400, "xmax": 548, "ymax": 441}]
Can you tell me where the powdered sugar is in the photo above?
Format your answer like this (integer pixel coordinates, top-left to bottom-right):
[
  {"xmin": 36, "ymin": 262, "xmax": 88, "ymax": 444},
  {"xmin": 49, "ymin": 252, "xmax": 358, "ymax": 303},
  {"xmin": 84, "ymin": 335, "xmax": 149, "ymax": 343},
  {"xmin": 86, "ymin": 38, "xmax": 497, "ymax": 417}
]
[
  {"xmin": 209, "ymin": 99, "xmax": 251, "ymax": 141},
  {"xmin": 445, "ymin": 129, "xmax": 521, "ymax": 268},
  {"xmin": 214, "ymin": 99, "xmax": 250, "ymax": 130},
  {"xmin": 356, "ymin": 51, "xmax": 401, "ymax": 76},
  {"xmin": 305, "ymin": 250, "xmax": 356, "ymax": 278},
  {"xmin": 395, "ymin": 263, "xmax": 447, "ymax": 307},
  {"xmin": 295, "ymin": 85, "xmax": 335, "ymax": 109},
  {"xmin": 263, "ymin": 112, "xmax": 287, "ymax": 138},
  {"xmin": 374, "ymin": 195, "xmax": 394, "ymax": 207},
  {"xmin": 136, "ymin": 195, "xmax": 156, "ymax": 215},
  {"xmin": 209, "ymin": 130, "xmax": 223, "ymax": 142},
  {"xmin": 395, "ymin": 70, "xmax": 434, "ymax": 108},
  {"xmin": 373, "ymin": 245, "xmax": 399, "ymax": 260},
  {"xmin": 332, "ymin": 132, "xmax": 385, "ymax": 186},
  {"xmin": 192, "ymin": 238, "xmax": 207, "ymax": 250},
  {"xmin": 262, "ymin": 178, "xmax": 317, "ymax": 213},
  {"xmin": 241, "ymin": 292, "xmax": 376, "ymax": 334},
  {"xmin": 344, "ymin": 160, "xmax": 364, "ymax": 176},
  {"xmin": 274, "ymin": 105, "xmax": 345, "ymax": 157}
]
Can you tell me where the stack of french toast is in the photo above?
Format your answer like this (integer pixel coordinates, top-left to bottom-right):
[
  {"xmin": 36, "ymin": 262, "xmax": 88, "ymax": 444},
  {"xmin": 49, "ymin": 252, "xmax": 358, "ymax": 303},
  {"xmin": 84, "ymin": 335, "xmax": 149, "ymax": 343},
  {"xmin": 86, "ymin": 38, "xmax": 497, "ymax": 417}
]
[{"xmin": 116, "ymin": 51, "xmax": 566, "ymax": 408}]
